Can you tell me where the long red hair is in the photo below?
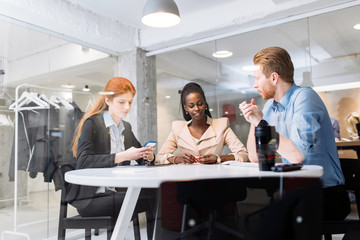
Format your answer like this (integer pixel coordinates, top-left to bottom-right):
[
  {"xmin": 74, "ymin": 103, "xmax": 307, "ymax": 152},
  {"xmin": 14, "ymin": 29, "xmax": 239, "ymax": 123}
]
[{"xmin": 72, "ymin": 77, "xmax": 136, "ymax": 157}]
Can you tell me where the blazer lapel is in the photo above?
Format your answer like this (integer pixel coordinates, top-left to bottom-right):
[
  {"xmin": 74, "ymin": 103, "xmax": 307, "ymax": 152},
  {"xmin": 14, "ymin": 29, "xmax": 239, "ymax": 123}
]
[
  {"xmin": 177, "ymin": 124, "xmax": 198, "ymax": 152},
  {"xmin": 177, "ymin": 121, "xmax": 218, "ymax": 152},
  {"xmin": 197, "ymin": 126, "xmax": 217, "ymax": 151}
]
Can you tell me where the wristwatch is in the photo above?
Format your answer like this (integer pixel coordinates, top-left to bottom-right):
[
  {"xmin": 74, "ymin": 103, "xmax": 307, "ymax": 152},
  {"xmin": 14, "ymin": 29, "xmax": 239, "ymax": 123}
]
[
  {"xmin": 215, "ymin": 154, "xmax": 221, "ymax": 164},
  {"xmin": 257, "ymin": 119, "xmax": 269, "ymax": 127}
]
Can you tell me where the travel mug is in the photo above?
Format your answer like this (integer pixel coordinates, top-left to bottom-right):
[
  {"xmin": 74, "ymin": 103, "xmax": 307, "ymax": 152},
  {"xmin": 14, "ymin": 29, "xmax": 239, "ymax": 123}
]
[{"xmin": 255, "ymin": 125, "xmax": 279, "ymax": 171}]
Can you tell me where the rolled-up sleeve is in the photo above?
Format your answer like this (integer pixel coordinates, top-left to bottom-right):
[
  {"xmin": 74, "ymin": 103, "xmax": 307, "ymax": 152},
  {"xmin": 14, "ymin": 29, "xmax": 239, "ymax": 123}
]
[{"xmin": 290, "ymin": 90, "xmax": 324, "ymax": 161}]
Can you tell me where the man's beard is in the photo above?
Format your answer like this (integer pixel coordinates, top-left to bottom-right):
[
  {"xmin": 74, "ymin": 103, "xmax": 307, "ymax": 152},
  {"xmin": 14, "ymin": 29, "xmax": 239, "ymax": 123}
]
[{"xmin": 259, "ymin": 87, "xmax": 275, "ymax": 100}]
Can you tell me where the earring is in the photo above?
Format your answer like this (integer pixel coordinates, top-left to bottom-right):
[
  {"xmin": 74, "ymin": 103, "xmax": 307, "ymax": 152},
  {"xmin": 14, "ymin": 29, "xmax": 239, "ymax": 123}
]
[
  {"xmin": 185, "ymin": 111, "xmax": 189, "ymax": 115},
  {"xmin": 205, "ymin": 107, "xmax": 208, "ymax": 110}
]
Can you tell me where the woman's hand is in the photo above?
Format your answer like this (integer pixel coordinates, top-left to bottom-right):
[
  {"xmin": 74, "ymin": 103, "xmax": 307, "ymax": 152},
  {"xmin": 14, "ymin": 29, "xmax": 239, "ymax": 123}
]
[
  {"xmin": 172, "ymin": 153, "xmax": 195, "ymax": 164},
  {"xmin": 198, "ymin": 153, "xmax": 217, "ymax": 164},
  {"xmin": 115, "ymin": 146, "xmax": 154, "ymax": 164},
  {"xmin": 143, "ymin": 146, "xmax": 155, "ymax": 161}
]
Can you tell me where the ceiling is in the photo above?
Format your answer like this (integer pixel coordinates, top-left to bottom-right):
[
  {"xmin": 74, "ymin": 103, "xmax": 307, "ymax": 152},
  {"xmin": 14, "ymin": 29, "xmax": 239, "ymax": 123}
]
[{"xmin": 1, "ymin": 0, "xmax": 360, "ymax": 97}]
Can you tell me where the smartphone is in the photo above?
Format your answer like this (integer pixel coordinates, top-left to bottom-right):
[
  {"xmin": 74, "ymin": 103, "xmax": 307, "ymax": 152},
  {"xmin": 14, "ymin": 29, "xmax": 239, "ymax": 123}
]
[
  {"xmin": 143, "ymin": 141, "xmax": 157, "ymax": 148},
  {"xmin": 271, "ymin": 164, "xmax": 303, "ymax": 172}
]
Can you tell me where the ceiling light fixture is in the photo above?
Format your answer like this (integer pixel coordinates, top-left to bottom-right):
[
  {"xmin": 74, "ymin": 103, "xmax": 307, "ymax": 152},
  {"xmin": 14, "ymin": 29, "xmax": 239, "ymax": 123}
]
[
  {"xmin": 353, "ymin": 23, "xmax": 360, "ymax": 30},
  {"xmin": 61, "ymin": 83, "xmax": 75, "ymax": 89},
  {"xmin": 82, "ymin": 85, "xmax": 90, "ymax": 92},
  {"xmin": 242, "ymin": 65, "xmax": 259, "ymax": 71},
  {"xmin": 142, "ymin": 0, "xmax": 181, "ymax": 28},
  {"xmin": 212, "ymin": 50, "xmax": 233, "ymax": 58}
]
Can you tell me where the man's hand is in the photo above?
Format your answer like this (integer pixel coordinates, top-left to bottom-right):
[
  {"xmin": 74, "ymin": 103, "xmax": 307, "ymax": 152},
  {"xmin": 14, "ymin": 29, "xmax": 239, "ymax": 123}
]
[{"xmin": 239, "ymin": 99, "xmax": 263, "ymax": 126}]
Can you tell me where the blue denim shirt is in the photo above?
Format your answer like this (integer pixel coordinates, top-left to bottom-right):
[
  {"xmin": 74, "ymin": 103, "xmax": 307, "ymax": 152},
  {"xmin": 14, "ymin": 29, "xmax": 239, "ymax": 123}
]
[{"xmin": 262, "ymin": 84, "xmax": 344, "ymax": 188}]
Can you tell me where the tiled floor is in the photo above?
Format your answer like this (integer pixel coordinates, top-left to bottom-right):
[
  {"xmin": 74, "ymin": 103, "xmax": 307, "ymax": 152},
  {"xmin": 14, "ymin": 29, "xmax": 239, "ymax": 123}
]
[{"xmin": 0, "ymin": 190, "xmax": 358, "ymax": 240}]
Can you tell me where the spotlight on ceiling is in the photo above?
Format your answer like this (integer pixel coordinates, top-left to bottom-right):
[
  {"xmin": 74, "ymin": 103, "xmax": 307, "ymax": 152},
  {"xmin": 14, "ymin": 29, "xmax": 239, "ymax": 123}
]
[
  {"xmin": 61, "ymin": 83, "xmax": 75, "ymax": 89},
  {"xmin": 353, "ymin": 23, "xmax": 360, "ymax": 30},
  {"xmin": 142, "ymin": 0, "xmax": 180, "ymax": 28},
  {"xmin": 212, "ymin": 50, "xmax": 233, "ymax": 58},
  {"xmin": 82, "ymin": 85, "xmax": 90, "ymax": 92}
]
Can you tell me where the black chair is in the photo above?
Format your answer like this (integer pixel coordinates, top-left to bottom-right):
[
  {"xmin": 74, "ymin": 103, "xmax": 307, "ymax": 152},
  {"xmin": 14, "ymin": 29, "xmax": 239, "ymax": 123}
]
[
  {"xmin": 57, "ymin": 164, "xmax": 143, "ymax": 240},
  {"xmin": 252, "ymin": 179, "xmax": 323, "ymax": 240},
  {"xmin": 322, "ymin": 158, "xmax": 360, "ymax": 240},
  {"xmin": 175, "ymin": 179, "xmax": 247, "ymax": 240}
]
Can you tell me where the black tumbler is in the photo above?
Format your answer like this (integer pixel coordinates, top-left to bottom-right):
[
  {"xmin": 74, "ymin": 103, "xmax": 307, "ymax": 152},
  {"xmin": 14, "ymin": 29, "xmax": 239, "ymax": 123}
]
[{"xmin": 255, "ymin": 125, "xmax": 279, "ymax": 171}]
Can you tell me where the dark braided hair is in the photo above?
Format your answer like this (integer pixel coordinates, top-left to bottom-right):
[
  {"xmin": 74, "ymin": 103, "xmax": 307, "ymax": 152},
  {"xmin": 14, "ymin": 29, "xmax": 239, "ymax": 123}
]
[{"xmin": 180, "ymin": 82, "xmax": 212, "ymax": 121}]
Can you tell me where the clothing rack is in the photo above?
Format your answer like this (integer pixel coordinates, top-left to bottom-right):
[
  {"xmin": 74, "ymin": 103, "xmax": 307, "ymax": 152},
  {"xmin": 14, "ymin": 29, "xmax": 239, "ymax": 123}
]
[{"xmin": 9, "ymin": 83, "xmax": 94, "ymax": 237}]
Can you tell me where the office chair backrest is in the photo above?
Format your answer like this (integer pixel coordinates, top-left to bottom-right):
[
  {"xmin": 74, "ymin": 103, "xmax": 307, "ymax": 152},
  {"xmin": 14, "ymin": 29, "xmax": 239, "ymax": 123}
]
[
  {"xmin": 340, "ymin": 158, "xmax": 360, "ymax": 191},
  {"xmin": 176, "ymin": 178, "xmax": 247, "ymax": 209},
  {"xmin": 255, "ymin": 179, "xmax": 323, "ymax": 240},
  {"xmin": 60, "ymin": 164, "xmax": 75, "ymax": 195},
  {"xmin": 339, "ymin": 158, "xmax": 360, "ymax": 218},
  {"xmin": 57, "ymin": 164, "xmax": 114, "ymax": 240}
]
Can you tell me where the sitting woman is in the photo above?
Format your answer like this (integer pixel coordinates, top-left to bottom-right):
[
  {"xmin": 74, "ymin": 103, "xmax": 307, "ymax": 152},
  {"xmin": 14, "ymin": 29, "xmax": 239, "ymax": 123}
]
[
  {"xmin": 67, "ymin": 77, "xmax": 156, "ymax": 238},
  {"xmin": 345, "ymin": 112, "xmax": 360, "ymax": 140},
  {"xmin": 156, "ymin": 82, "xmax": 248, "ymax": 164}
]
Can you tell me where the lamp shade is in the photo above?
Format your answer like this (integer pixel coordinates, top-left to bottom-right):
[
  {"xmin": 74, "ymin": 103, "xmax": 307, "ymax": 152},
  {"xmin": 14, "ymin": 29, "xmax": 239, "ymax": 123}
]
[{"xmin": 142, "ymin": 0, "xmax": 180, "ymax": 28}]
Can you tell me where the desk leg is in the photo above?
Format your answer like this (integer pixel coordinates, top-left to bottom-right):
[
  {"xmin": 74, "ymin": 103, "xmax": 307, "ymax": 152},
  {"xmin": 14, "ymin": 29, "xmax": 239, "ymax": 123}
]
[{"xmin": 111, "ymin": 187, "xmax": 141, "ymax": 240}]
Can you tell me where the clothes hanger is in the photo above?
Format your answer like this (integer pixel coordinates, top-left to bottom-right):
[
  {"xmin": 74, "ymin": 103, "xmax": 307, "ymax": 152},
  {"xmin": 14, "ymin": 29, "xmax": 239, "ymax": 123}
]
[
  {"xmin": 9, "ymin": 91, "xmax": 49, "ymax": 110},
  {"xmin": 49, "ymin": 95, "xmax": 74, "ymax": 110},
  {"xmin": 39, "ymin": 93, "xmax": 60, "ymax": 109}
]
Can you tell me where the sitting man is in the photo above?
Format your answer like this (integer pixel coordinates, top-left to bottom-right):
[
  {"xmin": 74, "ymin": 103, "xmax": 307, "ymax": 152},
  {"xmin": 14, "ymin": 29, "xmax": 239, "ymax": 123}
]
[{"xmin": 239, "ymin": 46, "xmax": 350, "ymax": 221}]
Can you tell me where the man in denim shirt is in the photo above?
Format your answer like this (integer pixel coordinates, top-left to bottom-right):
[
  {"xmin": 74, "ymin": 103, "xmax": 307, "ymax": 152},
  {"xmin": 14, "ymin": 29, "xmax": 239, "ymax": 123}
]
[{"xmin": 240, "ymin": 46, "xmax": 350, "ymax": 221}]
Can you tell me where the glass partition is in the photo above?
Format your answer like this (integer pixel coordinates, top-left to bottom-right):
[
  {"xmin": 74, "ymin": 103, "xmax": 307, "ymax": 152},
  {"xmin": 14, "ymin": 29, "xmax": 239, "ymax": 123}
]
[
  {"xmin": 155, "ymin": 4, "xmax": 360, "ymax": 238},
  {"xmin": 0, "ymin": 20, "xmax": 116, "ymax": 239},
  {"xmin": 156, "ymin": 4, "xmax": 360, "ymax": 152},
  {"xmin": 156, "ymin": 18, "xmax": 311, "ymax": 149}
]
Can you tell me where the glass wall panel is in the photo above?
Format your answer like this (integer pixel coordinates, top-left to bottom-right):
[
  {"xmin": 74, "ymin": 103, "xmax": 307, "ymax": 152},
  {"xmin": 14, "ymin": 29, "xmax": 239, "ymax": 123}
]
[
  {"xmin": 155, "ymin": 4, "xmax": 360, "ymax": 238},
  {"xmin": 0, "ymin": 20, "xmax": 116, "ymax": 239},
  {"xmin": 156, "ymin": 18, "xmax": 310, "ymax": 149},
  {"xmin": 308, "ymin": 5, "xmax": 360, "ymax": 144}
]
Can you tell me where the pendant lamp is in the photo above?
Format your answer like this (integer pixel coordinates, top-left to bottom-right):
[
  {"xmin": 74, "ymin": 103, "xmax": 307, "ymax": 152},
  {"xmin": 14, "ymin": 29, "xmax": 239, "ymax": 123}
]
[{"xmin": 142, "ymin": 0, "xmax": 180, "ymax": 28}]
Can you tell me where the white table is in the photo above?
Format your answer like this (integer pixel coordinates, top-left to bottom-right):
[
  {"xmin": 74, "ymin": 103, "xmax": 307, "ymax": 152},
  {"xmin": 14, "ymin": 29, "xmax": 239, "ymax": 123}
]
[{"xmin": 65, "ymin": 163, "xmax": 323, "ymax": 240}]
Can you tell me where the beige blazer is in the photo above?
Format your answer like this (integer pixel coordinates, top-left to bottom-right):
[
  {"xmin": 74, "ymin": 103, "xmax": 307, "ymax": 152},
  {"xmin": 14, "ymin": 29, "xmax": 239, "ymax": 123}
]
[{"xmin": 156, "ymin": 117, "xmax": 248, "ymax": 164}]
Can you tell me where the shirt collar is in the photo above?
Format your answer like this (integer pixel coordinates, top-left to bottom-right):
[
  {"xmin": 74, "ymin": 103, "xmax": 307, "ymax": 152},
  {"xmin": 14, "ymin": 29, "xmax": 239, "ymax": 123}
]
[
  {"xmin": 103, "ymin": 111, "xmax": 124, "ymax": 130},
  {"xmin": 272, "ymin": 83, "xmax": 298, "ymax": 111}
]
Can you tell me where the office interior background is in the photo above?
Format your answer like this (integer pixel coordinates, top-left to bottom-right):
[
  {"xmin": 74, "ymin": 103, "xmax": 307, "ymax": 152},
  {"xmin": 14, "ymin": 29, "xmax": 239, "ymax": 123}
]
[{"xmin": 1, "ymin": 0, "xmax": 360, "ymax": 239}]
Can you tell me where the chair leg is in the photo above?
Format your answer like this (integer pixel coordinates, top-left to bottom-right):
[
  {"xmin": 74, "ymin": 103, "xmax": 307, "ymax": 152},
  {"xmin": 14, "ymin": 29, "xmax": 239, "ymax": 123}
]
[
  {"xmin": 176, "ymin": 221, "xmax": 211, "ymax": 240},
  {"xmin": 133, "ymin": 215, "xmax": 141, "ymax": 240},
  {"xmin": 146, "ymin": 211, "xmax": 155, "ymax": 240},
  {"xmin": 85, "ymin": 229, "xmax": 91, "ymax": 240},
  {"xmin": 207, "ymin": 212, "xmax": 215, "ymax": 240},
  {"xmin": 95, "ymin": 229, "xmax": 99, "ymax": 235},
  {"xmin": 213, "ymin": 221, "xmax": 245, "ymax": 239},
  {"xmin": 181, "ymin": 204, "xmax": 188, "ymax": 232},
  {"xmin": 57, "ymin": 225, "xmax": 65, "ymax": 240},
  {"xmin": 107, "ymin": 226, "xmax": 113, "ymax": 240}
]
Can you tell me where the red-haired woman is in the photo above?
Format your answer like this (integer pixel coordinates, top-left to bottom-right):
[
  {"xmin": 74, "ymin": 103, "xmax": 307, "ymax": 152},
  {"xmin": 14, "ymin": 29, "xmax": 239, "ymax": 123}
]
[{"xmin": 67, "ymin": 77, "xmax": 156, "ymax": 238}]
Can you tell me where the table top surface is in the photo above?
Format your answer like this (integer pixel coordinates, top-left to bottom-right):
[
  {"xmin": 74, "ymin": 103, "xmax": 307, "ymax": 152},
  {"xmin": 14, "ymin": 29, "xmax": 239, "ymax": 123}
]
[
  {"xmin": 65, "ymin": 162, "xmax": 323, "ymax": 188},
  {"xmin": 336, "ymin": 140, "xmax": 360, "ymax": 147}
]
